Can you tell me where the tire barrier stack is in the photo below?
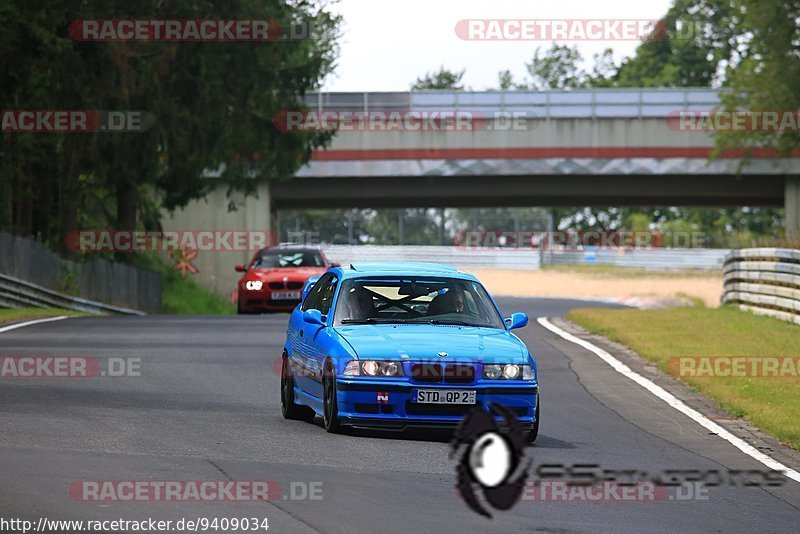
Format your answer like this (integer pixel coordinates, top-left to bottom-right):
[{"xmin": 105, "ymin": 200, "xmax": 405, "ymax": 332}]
[{"xmin": 722, "ymin": 248, "xmax": 800, "ymax": 325}]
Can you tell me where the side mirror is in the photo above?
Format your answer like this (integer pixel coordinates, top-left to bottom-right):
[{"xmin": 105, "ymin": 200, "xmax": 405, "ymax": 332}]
[
  {"xmin": 330, "ymin": 262, "xmax": 341, "ymax": 268},
  {"xmin": 235, "ymin": 264, "xmax": 247, "ymax": 273},
  {"xmin": 505, "ymin": 312, "xmax": 529, "ymax": 330},
  {"xmin": 303, "ymin": 308, "xmax": 325, "ymax": 326}
]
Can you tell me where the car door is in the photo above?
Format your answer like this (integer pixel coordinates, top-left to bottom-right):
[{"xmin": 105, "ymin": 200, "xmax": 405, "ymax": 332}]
[{"xmin": 295, "ymin": 273, "xmax": 338, "ymax": 398}]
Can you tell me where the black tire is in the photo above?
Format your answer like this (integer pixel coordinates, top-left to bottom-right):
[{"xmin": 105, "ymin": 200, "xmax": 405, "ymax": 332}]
[
  {"xmin": 237, "ymin": 299, "xmax": 249, "ymax": 315},
  {"xmin": 528, "ymin": 397, "xmax": 540, "ymax": 443},
  {"xmin": 281, "ymin": 357, "xmax": 315, "ymax": 421},
  {"xmin": 322, "ymin": 362, "xmax": 342, "ymax": 433}
]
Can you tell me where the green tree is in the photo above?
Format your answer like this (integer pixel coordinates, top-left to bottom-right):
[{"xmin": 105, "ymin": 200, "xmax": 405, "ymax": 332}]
[
  {"xmin": 716, "ymin": 0, "xmax": 800, "ymax": 155},
  {"xmin": 609, "ymin": 0, "xmax": 736, "ymax": 87},
  {"xmin": 411, "ymin": 66, "xmax": 465, "ymax": 90},
  {"xmin": 0, "ymin": 0, "xmax": 341, "ymax": 257},
  {"xmin": 366, "ymin": 208, "xmax": 444, "ymax": 245},
  {"xmin": 526, "ymin": 44, "xmax": 587, "ymax": 89}
]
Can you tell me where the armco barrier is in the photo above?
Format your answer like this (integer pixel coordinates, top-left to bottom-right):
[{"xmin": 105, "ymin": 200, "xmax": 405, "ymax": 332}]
[
  {"xmin": 322, "ymin": 245, "xmax": 541, "ymax": 270},
  {"xmin": 722, "ymin": 248, "xmax": 800, "ymax": 325},
  {"xmin": 0, "ymin": 231, "xmax": 160, "ymax": 314},
  {"xmin": 322, "ymin": 245, "xmax": 731, "ymax": 271},
  {"xmin": 544, "ymin": 248, "xmax": 729, "ymax": 270},
  {"xmin": 0, "ymin": 273, "xmax": 144, "ymax": 315}
]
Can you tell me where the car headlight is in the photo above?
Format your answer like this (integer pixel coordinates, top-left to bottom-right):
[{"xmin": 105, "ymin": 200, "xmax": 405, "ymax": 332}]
[
  {"xmin": 484, "ymin": 363, "xmax": 534, "ymax": 380},
  {"xmin": 503, "ymin": 364, "xmax": 520, "ymax": 379},
  {"xmin": 484, "ymin": 364, "xmax": 503, "ymax": 379},
  {"xmin": 245, "ymin": 280, "xmax": 263, "ymax": 291},
  {"xmin": 343, "ymin": 360, "xmax": 403, "ymax": 377}
]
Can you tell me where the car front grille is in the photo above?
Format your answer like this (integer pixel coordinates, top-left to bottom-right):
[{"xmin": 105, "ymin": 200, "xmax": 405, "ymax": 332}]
[
  {"xmin": 444, "ymin": 364, "xmax": 475, "ymax": 383},
  {"xmin": 410, "ymin": 363, "xmax": 475, "ymax": 384},
  {"xmin": 411, "ymin": 364, "xmax": 443, "ymax": 383}
]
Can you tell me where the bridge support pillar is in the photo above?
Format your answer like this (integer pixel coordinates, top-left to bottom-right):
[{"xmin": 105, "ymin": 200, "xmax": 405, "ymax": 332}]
[
  {"xmin": 161, "ymin": 183, "xmax": 273, "ymax": 296},
  {"xmin": 787, "ymin": 176, "xmax": 800, "ymax": 241}
]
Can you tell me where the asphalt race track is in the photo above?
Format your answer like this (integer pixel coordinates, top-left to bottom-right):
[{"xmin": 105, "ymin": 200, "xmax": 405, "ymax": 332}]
[{"xmin": 1, "ymin": 298, "xmax": 799, "ymax": 533}]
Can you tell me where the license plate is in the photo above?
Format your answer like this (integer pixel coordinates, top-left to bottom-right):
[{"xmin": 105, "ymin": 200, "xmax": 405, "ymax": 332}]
[
  {"xmin": 272, "ymin": 291, "xmax": 301, "ymax": 300},
  {"xmin": 415, "ymin": 389, "xmax": 476, "ymax": 404}
]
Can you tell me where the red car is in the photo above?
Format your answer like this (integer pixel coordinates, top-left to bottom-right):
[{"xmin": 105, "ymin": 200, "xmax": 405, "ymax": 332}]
[{"xmin": 235, "ymin": 245, "xmax": 336, "ymax": 314}]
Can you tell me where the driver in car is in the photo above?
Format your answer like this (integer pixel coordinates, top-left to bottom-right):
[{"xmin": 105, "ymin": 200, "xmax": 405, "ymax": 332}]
[
  {"xmin": 343, "ymin": 286, "xmax": 375, "ymax": 321},
  {"xmin": 427, "ymin": 287, "xmax": 466, "ymax": 315}
]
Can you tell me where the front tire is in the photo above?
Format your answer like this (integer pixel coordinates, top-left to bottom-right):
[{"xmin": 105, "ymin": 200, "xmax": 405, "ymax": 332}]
[
  {"xmin": 528, "ymin": 397, "xmax": 540, "ymax": 443},
  {"xmin": 281, "ymin": 357, "xmax": 315, "ymax": 421},
  {"xmin": 323, "ymin": 362, "xmax": 342, "ymax": 433}
]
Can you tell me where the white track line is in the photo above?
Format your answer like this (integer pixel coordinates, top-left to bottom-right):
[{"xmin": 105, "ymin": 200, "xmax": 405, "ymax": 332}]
[
  {"xmin": 0, "ymin": 315, "xmax": 69, "ymax": 334},
  {"xmin": 537, "ymin": 316, "xmax": 800, "ymax": 484}
]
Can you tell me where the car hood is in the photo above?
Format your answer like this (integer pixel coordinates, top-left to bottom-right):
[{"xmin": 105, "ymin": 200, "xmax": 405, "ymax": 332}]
[
  {"xmin": 244, "ymin": 267, "xmax": 324, "ymax": 281},
  {"xmin": 334, "ymin": 324, "xmax": 527, "ymax": 362}
]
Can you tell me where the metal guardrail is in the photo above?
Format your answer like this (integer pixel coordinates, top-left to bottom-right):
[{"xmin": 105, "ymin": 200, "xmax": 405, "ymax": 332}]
[
  {"xmin": 544, "ymin": 248, "xmax": 729, "ymax": 270},
  {"xmin": 0, "ymin": 231, "xmax": 160, "ymax": 313},
  {"xmin": 722, "ymin": 248, "xmax": 800, "ymax": 325},
  {"xmin": 322, "ymin": 245, "xmax": 731, "ymax": 271},
  {"xmin": 0, "ymin": 273, "xmax": 145, "ymax": 316},
  {"xmin": 304, "ymin": 88, "xmax": 721, "ymax": 119},
  {"xmin": 323, "ymin": 245, "xmax": 541, "ymax": 270}
]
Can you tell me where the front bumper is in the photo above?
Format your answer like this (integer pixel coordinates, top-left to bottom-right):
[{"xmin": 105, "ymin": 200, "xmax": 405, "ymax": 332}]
[{"xmin": 335, "ymin": 379, "xmax": 538, "ymax": 430}]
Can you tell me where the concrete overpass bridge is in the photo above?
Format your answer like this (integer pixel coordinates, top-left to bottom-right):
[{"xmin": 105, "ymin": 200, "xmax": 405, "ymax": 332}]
[
  {"xmin": 164, "ymin": 88, "xmax": 800, "ymax": 292},
  {"xmin": 272, "ymin": 89, "xmax": 799, "ymax": 219}
]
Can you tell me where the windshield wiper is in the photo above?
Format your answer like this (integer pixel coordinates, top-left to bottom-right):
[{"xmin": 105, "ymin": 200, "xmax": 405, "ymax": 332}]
[
  {"xmin": 423, "ymin": 319, "xmax": 476, "ymax": 326},
  {"xmin": 340, "ymin": 317, "xmax": 397, "ymax": 325}
]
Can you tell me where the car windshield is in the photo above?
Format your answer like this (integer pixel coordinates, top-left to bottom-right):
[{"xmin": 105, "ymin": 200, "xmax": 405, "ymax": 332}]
[
  {"xmin": 251, "ymin": 250, "xmax": 324, "ymax": 269},
  {"xmin": 333, "ymin": 277, "xmax": 505, "ymax": 329}
]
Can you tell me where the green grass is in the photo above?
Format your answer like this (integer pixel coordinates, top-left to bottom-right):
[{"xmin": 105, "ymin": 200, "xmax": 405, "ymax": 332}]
[
  {"xmin": 542, "ymin": 264, "xmax": 721, "ymax": 279},
  {"xmin": 0, "ymin": 307, "xmax": 85, "ymax": 324},
  {"xmin": 568, "ymin": 305, "xmax": 800, "ymax": 449},
  {"xmin": 129, "ymin": 253, "xmax": 233, "ymax": 315},
  {"xmin": 160, "ymin": 268, "xmax": 233, "ymax": 315}
]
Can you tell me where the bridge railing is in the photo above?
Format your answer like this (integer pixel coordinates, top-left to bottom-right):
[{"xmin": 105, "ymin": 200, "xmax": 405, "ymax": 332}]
[
  {"xmin": 721, "ymin": 248, "xmax": 800, "ymax": 325},
  {"xmin": 303, "ymin": 88, "xmax": 721, "ymax": 119}
]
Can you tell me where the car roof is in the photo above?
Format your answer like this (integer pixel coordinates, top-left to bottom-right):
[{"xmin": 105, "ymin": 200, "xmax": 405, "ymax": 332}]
[{"xmin": 334, "ymin": 262, "xmax": 478, "ymax": 281}]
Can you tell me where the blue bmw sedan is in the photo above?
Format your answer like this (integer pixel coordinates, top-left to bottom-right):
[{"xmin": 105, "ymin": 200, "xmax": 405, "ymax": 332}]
[{"xmin": 280, "ymin": 262, "xmax": 540, "ymax": 441}]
